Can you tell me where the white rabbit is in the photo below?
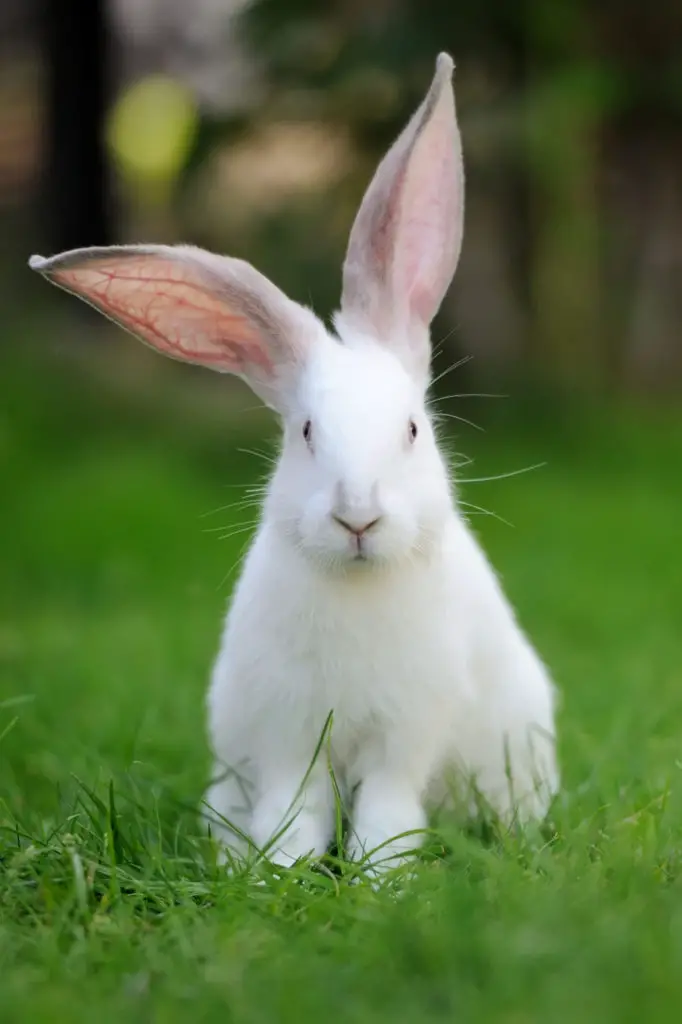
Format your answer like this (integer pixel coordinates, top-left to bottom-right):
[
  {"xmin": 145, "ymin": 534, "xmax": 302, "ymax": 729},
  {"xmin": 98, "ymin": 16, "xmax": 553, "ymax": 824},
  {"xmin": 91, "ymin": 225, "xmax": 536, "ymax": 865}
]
[{"xmin": 29, "ymin": 53, "xmax": 559, "ymax": 873}]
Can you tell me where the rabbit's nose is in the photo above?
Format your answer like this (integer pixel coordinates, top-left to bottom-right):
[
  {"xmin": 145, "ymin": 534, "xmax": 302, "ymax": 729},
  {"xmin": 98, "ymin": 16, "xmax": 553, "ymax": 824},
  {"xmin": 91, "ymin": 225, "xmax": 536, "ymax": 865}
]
[{"xmin": 332, "ymin": 514, "xmax": 382, "ymax": 537}]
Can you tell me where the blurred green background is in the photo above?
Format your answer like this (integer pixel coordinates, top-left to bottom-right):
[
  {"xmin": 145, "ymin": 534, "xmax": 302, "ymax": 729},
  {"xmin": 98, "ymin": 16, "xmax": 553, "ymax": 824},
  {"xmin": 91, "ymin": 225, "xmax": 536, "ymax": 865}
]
[{"xmin": 2, "ymin": 1, "xmax": 682, "ymax": 1021}]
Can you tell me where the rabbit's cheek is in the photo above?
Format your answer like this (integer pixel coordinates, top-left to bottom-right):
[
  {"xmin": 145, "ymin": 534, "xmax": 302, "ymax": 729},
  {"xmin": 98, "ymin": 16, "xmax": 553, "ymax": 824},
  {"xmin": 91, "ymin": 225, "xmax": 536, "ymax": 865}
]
[{"xmin": 293, "ymin": 505, "xmax": 349, "ymax": 564}]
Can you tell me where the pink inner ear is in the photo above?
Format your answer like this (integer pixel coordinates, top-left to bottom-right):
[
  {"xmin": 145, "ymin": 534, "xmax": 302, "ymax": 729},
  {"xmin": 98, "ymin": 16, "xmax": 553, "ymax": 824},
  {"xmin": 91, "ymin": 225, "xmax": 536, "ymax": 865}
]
[
  {"xmin": 397, "ymin": 110, "xmax": 460, "ymax": 326},
  {"xmin": 370, "ymin": 166, "xmax": 407, "ymax": 284},
  {"xmin": 52, "ymin": 256, "xmax": 271, "ymax": 372}
]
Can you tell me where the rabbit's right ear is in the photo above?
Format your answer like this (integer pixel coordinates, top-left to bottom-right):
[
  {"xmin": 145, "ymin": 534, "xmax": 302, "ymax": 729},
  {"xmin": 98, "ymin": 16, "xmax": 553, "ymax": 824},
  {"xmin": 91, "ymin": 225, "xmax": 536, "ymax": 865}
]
[
  {"xmin": 28, "ymin": 244, "xmax": 320, "ymax": 412},
  {"xmin": 338, "ymin": 53, "xmax": 464, "ymax": 382}
]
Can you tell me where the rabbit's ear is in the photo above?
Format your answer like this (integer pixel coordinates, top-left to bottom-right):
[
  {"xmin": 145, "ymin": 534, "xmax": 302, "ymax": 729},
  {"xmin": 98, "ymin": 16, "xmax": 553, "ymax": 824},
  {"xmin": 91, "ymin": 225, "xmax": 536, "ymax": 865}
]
[
  {"xmin": 339, "ymin": 53, "xmax": 463, "ymax": 380},
  {"xmin": 29, "ymin": 244, "xmax": 319, "ymax": 411}
]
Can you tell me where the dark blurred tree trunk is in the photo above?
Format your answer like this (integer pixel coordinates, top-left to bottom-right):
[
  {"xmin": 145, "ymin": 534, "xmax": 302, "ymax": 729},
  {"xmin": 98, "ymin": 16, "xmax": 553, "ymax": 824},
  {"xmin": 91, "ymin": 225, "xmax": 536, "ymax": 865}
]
[
  {"xmin": 40, "ymin": 0, "xmax": 114, "ymax": 253},
  {"xmin": 523, "ymin": 1, "xmax": 605, "ymax": 394},
  {"xmin": 595, "ymin": 2, "xmax": 682, "ymax": 391}
]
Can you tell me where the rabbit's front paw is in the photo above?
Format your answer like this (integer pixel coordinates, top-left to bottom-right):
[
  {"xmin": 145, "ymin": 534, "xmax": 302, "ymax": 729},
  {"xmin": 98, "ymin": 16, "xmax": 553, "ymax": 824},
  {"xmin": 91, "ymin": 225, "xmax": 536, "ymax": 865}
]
[
  {"xmin": 250, "ymin": 770, "xmax": 335, "ymax": 867},
  {"xmin": 347, "ymin": 770, "xmax": 427, "ymax": 873}
]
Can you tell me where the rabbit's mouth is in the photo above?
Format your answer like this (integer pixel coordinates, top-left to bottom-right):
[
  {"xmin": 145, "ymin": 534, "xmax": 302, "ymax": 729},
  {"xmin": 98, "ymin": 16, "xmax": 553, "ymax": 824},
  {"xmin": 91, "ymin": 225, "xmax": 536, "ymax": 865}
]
[
  {"xmin": 292, "ymin": 501, "xmax": 427, "ymax": 569},
  {"xmin": 351, "ymin": 532, "xmax": 378, "ymax": 563}
]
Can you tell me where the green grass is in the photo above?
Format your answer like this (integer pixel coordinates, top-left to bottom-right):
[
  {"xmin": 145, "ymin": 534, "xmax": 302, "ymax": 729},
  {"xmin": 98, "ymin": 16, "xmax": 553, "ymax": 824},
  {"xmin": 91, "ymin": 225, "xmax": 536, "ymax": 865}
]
[{"xmin": 2, "ymin": 339, "xmax": 682, "ymax": 1022}]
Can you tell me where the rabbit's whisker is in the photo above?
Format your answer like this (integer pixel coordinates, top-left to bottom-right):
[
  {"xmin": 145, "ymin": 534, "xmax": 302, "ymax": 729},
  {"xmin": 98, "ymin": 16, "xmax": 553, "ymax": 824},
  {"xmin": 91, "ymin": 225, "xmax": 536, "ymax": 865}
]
[
  {"xmin": 201, "ymin": 498, "xmax": 262, "ymax": 518},
  {"xmin": 460, "ymin": 463, "xmax": 546, "ymax": 485},
  {"xmin": 431, "ymin": 324, "xmax": 459, "ymax": 360},
  {"xmin": 237, "ymin": 447, "xmax": 278, "ymax": 466},
  {"xmin": 217, "ymin": 535, "xmax": 254, "ymax": 592},
  {"xmin": 430, "ymin": 392, "xmax": 507, "ymax": 403},
  {"xmin": 430, "ymin": 354, "xmax": 473, "ymax": 388},
  {"xmin": 216, "ymin": 524, "xmax": 258, "ymax": 542},
  {"xmin": 432, "ymin": 410, "xmax": 484, "ymax": 432},
  {"xmin": 458, "ymin": 500, "xmax": 514, "ymax": 529}
]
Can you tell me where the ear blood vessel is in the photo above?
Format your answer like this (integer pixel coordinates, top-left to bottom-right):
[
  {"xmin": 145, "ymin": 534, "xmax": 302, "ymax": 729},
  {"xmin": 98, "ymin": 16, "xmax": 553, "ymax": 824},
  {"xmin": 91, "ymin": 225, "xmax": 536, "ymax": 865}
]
[{"xmin": 30, "ymin": 53, "xmax": 559, "ymax": 875}]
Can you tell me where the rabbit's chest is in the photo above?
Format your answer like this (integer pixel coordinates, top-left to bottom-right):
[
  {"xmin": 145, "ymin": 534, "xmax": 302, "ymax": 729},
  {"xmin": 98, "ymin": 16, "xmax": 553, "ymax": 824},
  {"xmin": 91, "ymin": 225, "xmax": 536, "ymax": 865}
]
[
  {"xmin": 216, "ymin": 530, "xmax": 478, "ymax": 771},
  {"xmin": 282, "ymin": 574, "xmax": 471, "ymax": 760}
]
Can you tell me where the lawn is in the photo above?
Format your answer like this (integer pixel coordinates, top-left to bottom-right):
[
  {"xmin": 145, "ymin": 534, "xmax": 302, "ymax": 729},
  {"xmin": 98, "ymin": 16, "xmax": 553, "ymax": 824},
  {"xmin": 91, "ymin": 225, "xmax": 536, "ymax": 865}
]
[{"xmin": 2, "ymin": 333, "xmax": 682, "ymax": 1022}]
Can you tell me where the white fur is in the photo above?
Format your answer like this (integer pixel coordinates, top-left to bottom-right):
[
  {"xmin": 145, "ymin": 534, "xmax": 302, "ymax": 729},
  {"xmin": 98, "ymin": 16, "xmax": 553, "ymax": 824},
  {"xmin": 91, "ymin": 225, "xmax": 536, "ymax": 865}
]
[
  {"xmin": 205, "ymin": 332, "xmax": 558, "ymax": 870},
  {"xmin": 29, "ymin": 53, "xmax": 559, "ymax": 873}
]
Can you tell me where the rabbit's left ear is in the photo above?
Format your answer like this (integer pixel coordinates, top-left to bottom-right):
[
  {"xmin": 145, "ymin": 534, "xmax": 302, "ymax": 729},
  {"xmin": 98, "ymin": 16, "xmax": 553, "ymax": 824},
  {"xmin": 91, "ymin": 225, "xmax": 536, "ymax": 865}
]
[
  {"xmin": 339, "ymin": 53, "xmax": 464, "ymax": 381},
  {"xmin": 28, "ymin": 244, "xmax": 322, "ymax": 412}
]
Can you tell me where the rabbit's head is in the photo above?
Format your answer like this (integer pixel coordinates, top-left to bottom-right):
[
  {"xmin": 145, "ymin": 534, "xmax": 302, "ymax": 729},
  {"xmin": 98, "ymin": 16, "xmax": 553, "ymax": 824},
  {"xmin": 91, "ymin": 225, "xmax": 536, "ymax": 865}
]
[{"xmin": 30, "ymin": 54, "xmax": 464, "ymax": 570}]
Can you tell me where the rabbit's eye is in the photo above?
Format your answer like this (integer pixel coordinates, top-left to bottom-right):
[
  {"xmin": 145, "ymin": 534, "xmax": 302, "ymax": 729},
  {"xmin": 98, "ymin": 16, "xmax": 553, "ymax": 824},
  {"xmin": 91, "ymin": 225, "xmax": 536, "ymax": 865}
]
[
  {"xmin": 302, "ymin": 420, "xmax": 312, "ymax": 445},
  {"xmin": 408, "ymin": 419, "xmax": 418, "ymax": 443}
]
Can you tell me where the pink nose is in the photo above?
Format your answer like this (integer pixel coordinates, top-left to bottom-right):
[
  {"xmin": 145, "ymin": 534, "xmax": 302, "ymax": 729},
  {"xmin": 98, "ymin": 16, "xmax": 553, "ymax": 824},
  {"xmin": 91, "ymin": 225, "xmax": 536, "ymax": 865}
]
[{"xmin": 332, "ymin": 514, "xmax": 382, "ymax": 537}]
